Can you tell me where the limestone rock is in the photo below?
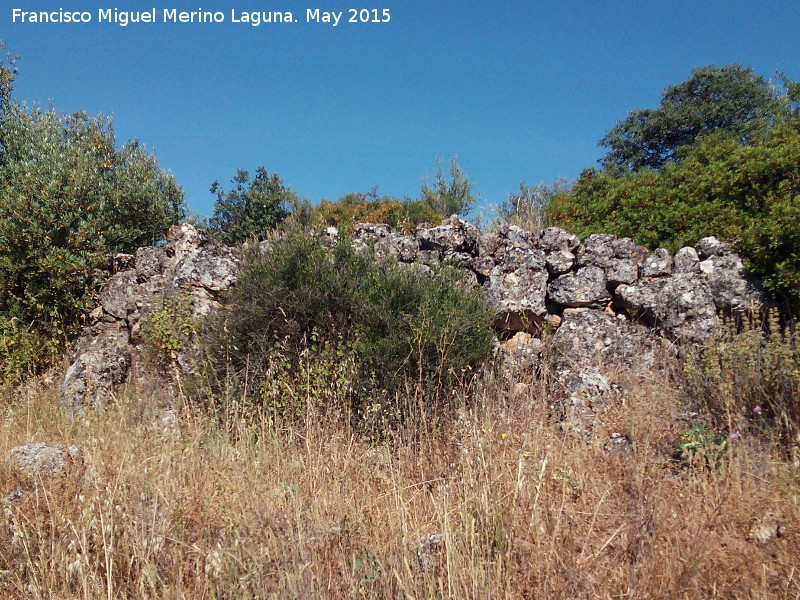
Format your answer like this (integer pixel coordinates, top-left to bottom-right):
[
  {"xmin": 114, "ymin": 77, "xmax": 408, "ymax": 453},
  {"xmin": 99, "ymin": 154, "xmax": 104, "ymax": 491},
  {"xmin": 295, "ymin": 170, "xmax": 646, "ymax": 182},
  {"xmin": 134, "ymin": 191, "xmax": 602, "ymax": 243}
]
[
  {"xmin": 552, "ymin": 366, "xmax": 622, "ymax": 439},
  {"xmin": 503, "ymin": 225, "xmax": 539, "ymax": 251},
  {"xmin": 547, "ymin": 265, "xmax": 611, "ymax": 308},
  {"xmin": 415, "ymin": 216, "xmax": 480, "ymax": 256},
  {"xmin": 5, "ymin": 443, "xmax": 83, "ymax": 480},
  {"xmin": 552, "ymin": 309, "xmax": 654, "ymax": 369},
  {"xmin": 538, "ymin": 227, "xmax": 580, "ymax": 252},
  {"xmin": 99, "ymin": 271, "xmax": 139, "ymax": 319},
  {"xmin": 640, "ymin": 248, "xmax": 673, "ymax": 277},
  {"xmin": 59, "ymin": 322, "xmax": 131, "ymax": 412},
  {"xmin": 674, "ymin": 247, "xmax": 701, "ymax": 273},
  {"xmin": 617, "ymin": 273, "xmax": 718, "ymax": 342},
  {"xmin": 111, "ymin": 253, "xmax": 135, "ymax": 272},
  {"xmin": 605, "ymin": 259, "xmax": 639, "ymax": 288},
  {"xmin": 701, "ymin": 254, "xmax": 764, "ymax": 313},
  {"xmin": 485, "ymin": 247, "xmax": 548, "ymax": 333},
  {"xmin": 135, "ymin": 246, "xmax": 168, "ymax": 282},
  {"xmin": 351, "ymin": 223, "xmax": 394, "ymax": 248},
  {"xmin": 576, "ymin": 234, "xmax": 618, "ymax": 268},
  {"xmin": 612, "ymin": 237, "xmax": 649, "ymax": 262},
  {"xmin": 546, "ymin": 250, "xmax": 575, "ymax": 276},
  {"xmin": 374, "ymin": 233, "xmax": 420, "ymax": 262},
  {"xmin": 498, "ymin": 331, "xmax": 544, "ymax": 369},
  {"xmin": 172, "ymin": 240, "xmax": 241, "ymax": 316},
  {"xmin": 695, "ymin": 236, "xmax": 731, "ymax": 260}
]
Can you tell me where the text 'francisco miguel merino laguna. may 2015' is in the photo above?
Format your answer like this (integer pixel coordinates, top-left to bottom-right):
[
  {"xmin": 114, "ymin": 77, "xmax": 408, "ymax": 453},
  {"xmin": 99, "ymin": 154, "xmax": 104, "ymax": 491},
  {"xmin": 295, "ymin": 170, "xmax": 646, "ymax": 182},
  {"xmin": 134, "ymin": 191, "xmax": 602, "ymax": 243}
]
[{"xmin": 10, "ymin": 7, "xmax": 392, "ymax": 27}]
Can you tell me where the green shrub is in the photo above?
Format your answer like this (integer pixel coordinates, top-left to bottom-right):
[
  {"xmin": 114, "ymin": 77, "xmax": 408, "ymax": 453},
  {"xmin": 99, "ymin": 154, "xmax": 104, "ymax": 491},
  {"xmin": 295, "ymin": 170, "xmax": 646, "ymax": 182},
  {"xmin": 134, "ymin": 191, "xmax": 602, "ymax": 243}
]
[
  {"xmin": 420, "ymin": 156, "xmax": 478, "ymax": 218},
  {"xmin": 208, "ymin": 167, "xmax": 294, "ymax": 245},
  {"xmin": 497, "ymin": 179, "xmax": 571, "ymax": 233},
  {"xmin": 547, "ymin": 123, "xmax": 800, "ymax": 309},
  {"xmin": 675, "ymin": 420, "xmax": 729, "ymax": 469},
  {"xmin": 0, "ymin": 54, "xmax": 183, "ymax": 378},
  {"xmin": 200, "ymin": 232, "xmax": 495, "ymax": 428},
  {"xmin": 143, "ymin": 294, "xmax": 196, "ymax": 367},
  {"xmin": 0, "ymin": 315, "xmax": 45, "ymax": 385}
]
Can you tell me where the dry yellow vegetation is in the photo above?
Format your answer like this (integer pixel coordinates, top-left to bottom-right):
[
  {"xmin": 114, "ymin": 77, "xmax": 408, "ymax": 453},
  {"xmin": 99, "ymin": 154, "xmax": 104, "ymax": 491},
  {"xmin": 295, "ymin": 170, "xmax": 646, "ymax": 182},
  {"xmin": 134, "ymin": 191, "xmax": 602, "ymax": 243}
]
[{"xmin": 0, "ymin": 355, "xmax": 798, "ymax": 599}]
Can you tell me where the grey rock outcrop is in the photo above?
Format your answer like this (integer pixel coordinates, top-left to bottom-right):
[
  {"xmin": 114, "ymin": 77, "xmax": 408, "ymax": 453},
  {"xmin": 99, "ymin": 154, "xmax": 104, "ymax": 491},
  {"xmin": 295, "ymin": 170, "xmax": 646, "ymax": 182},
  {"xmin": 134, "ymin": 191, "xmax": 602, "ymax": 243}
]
[
  {"xmin": 59, "ymin": 223, "xmax": 241, "ymax": 412},
  {"xmin": 538, "ymin": 227, "xmax": 580, "ymax": 253},
  {"xmin": 552, "ymin": 366, "xmax": 623, "ymax": 439},
  {"xmin": 576, "ymin": 234, "xmax": 619, "ymax": 269},
  {"xmin": 416, "ymin": 215, "xmax": 481, "ymax": 255},
  {"xmin": 640, "ymin": 248, "xmax": 673, "ymax": 277},
  {"xmin": 701, "ymin": 253, "xmax": 764, "ymax": 313},
  {"xmin": 546, "ymin": 250, "xmax": 575, "ymax": 276},
  {"xmin": 673, "ymin": 247, "xmax": 701, "ymax": 274},
  {"xmin": 617, "ymin": 274, "xmax": 718, "ymax": 343},
  {"xmin": 484, "ymin": 247, "xmax": 548, "ymax": 333},
  {"xmin": 60, "ymin": 322, "xmax": 131, "ymax": 412},
  {"xmin": 552, "ymin": 309, "xmax": 655, "ymax": 370},
  {"xmin": 695, "ymin": 236, "xmax": 731, "ymax": 259},
  {"xmin": 547, "ymin": 265, "xmax": 612, "ymax": 309},
  {"xmin": 5, "ymin": 443, "xmax": 83, "ymax": 480}
]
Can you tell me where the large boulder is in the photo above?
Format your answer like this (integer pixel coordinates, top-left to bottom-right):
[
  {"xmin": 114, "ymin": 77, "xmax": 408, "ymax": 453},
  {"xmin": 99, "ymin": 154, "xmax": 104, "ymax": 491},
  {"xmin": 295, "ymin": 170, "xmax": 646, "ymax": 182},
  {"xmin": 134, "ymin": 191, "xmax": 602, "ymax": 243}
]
[
  {"xmin": 547, "ymin": 265, "xmax": 612, "ymax": 309},
  {"xmin": 551, "ymin": 366, "xmax": 622, "ymax": 439},
  {"xmin": 640, "ymin": 248, "xmax": 673, "ymax": 277},
  {"xmin": 5, "ymin": 443, "xmax": 83, "ymax": 480},
  {"xmin": 575, "ymin": 233, "xmax": 619, "ymax": 268},
  {"xmin": 700, "ymin": 253, "xmax": 764, "ymax": 313},
  {"xmin": 484, "ymin": 247, "xmax": 548, "ymax": 333},
  {"xmin": 59, "ymin": 322, "xmax": 131, "ymax": 412},
  {"xmin": 60, "ymin": 223, "xmax": 242, "ymax": 412},
  {"xmin": 538, "ymin": 227, "xmax": 580, "ymax": 253},
  {"xmin": 374, "ymin": 233, "xmax": 420, "ymax": 262},
  {"xmin": 616, "ymin": 273, "xmax": 718, "ymax": 343},
  {"xmin": 98, "ymin": 271, "xmax": 139, "ymax": 319},
  {"xmin": 172, "ymin": 243, "xmax": 241, "ymax": 316},
  {"xmin": 351, "ymin": 223, "xmax": 394, "ymax": 248},
  {"xmin": 415, "ymin": 216, "xmax": 481, "ymax": 256},
  {"xmin": 552, "ymin": 309, "xmax": 655, "ymax": 369},
  {"xmin": 545, "ymin": 250, "xmax": 575, "ymax": 276},
  {"xmin": 673, "ymin": 247, "xmax": 701, "ymax": 274},
  {"xmin": 135, "ymin": 246, "xmax": 168, "ymax": 282}
]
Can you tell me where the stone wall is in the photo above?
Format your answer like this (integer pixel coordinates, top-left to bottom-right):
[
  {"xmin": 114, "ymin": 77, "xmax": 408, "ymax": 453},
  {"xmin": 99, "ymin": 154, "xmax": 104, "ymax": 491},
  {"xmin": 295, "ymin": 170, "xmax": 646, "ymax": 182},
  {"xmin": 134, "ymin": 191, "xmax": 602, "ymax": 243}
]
[{"xmin": 58, "ymin": 217, "xmax": 766, "ymax": 413}]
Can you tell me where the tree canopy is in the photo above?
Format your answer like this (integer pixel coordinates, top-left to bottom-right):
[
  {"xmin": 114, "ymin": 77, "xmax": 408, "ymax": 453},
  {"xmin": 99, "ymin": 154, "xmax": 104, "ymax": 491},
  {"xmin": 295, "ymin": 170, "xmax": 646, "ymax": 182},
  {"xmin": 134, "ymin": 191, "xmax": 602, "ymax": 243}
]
[
  {"xmin": 209, "ymin": 167, "xmax": 294, "ymax": 244},
  {"xmin": 548, "ymin": 122, "xmax": 800, "ymax": 308},
  {"xmin": 0, "ymin": 49, "xmax": 185, "ymax": 378},
  {"xmin": 599, "ymin": 64, "xmax": 786, "ymax": 173}
]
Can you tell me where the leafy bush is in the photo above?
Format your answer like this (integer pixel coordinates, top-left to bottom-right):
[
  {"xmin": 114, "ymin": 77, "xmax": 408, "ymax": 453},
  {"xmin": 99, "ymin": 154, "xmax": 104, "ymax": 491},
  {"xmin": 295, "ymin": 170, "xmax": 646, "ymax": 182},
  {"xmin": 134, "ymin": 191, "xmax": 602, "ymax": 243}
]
[
  {"xmin": 208, "ymin": 167, "xmax": 294, "ymax": 245},
  {"xmin": 0, "ymin": 50, "xmax": 184, "ymax": 380},
  {"xmin": 675, "ymin": 420, "xmax": 729, "ymax": 469},
  {"xmin": 200, "ymin": 231, "xmax": 494, "ymax": 427},
  {"xmin": 143, "ymin": 293, "xmax": 196, "ymax": 367},
  {"xmin": 547, "ymin": 123, "xmax": 800, "ymax": 308},
  {"xmin": 420, "ymin": 156, "xmax": 478, "ymax": 217},
  {"xmin": 314, "ymin": 190, "xmax": 441, "ymax": 234},
  {"xmin": 0, "ymin": 105, "xmax": 184, "ymax": 342},
  {"xmin": 0, "ymin": 315, "xmax": 43, "ymax": 385}
]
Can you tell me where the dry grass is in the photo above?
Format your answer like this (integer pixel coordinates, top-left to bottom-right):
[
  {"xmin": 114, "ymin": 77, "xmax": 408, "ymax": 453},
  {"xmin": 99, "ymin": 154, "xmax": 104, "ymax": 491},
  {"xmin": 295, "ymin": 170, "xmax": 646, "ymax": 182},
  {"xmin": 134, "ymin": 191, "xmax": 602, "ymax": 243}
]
[{"xmin": 0, "ymin": 359, "xmax": 798, "ymax": 599}]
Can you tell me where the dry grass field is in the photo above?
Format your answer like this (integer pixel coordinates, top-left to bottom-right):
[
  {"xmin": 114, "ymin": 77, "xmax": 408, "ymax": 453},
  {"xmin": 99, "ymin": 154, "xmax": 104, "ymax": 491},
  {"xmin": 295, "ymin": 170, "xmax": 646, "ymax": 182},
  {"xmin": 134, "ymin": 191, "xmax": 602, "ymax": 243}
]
[{"xmin": 1, "ymin": 342, "xmax": 798, "ymax": 600}]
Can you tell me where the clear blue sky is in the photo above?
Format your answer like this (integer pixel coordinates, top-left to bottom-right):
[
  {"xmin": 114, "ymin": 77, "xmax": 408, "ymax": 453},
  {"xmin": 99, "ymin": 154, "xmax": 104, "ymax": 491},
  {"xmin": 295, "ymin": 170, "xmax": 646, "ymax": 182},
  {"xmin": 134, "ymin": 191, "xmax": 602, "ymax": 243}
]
[{"xmin": 2, "ymin": 1, "xmax": 799, "ymax": 218}]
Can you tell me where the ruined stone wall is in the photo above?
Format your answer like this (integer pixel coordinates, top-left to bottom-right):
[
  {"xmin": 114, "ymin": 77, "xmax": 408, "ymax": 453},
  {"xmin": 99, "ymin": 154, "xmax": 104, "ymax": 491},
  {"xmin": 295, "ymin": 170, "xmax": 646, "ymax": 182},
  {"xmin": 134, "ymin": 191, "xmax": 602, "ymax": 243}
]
[{"xmin": 58, "ymin": 217, "xmax": 766, "ymax": 414}]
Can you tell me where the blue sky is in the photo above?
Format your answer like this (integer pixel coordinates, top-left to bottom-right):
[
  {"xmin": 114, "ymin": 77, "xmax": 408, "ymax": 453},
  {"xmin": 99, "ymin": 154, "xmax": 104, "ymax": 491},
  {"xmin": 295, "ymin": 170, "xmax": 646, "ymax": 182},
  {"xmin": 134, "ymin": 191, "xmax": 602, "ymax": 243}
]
[{"xmin": 2, "ymin": 1, "xmax": 799, "ymax": 218}]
